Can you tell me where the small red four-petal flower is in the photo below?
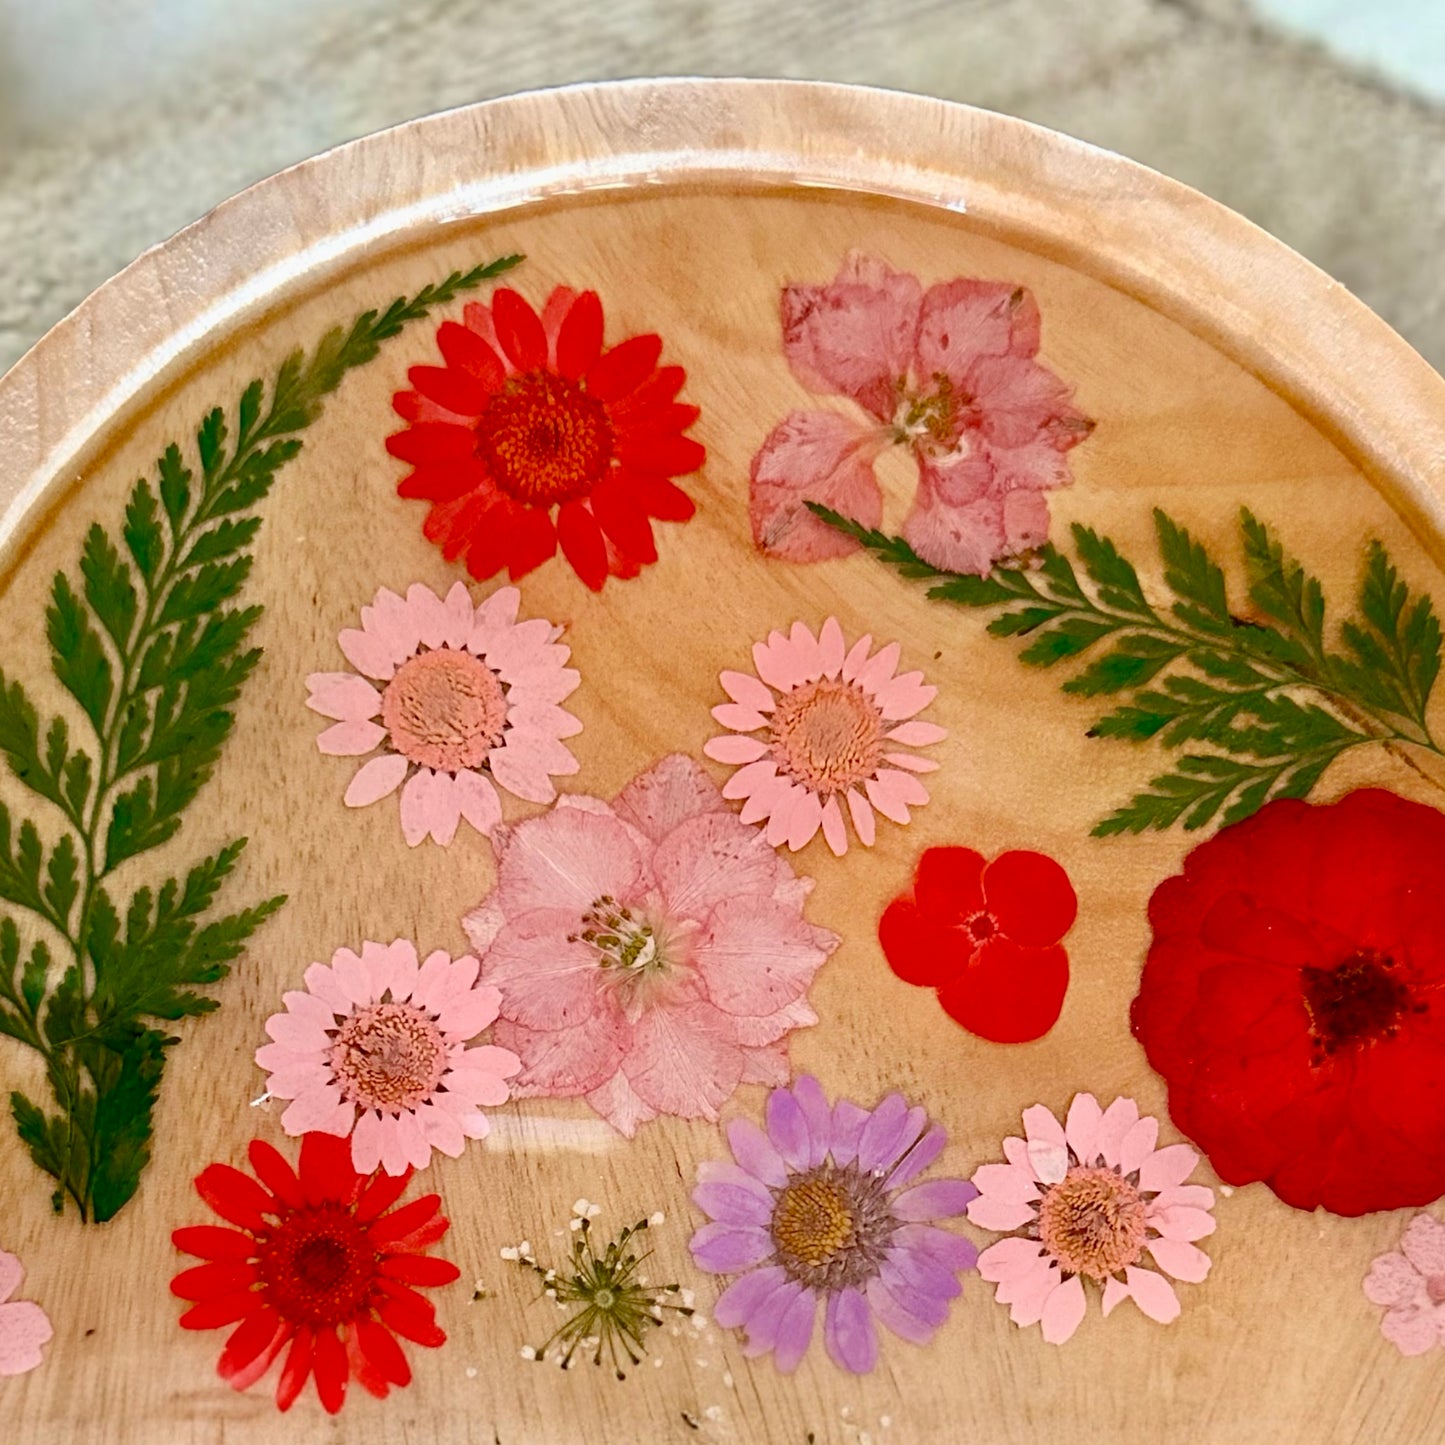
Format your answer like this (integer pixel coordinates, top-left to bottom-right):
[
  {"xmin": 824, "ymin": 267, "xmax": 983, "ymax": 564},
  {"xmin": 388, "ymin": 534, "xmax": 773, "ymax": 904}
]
[
  {"xmin": 171, "ymin": 1132, "xmax": 458, "ymax": 1414},
  {"xmin": 879, "ymin": 845, "xmax": 1078, "ymax": 1042}
]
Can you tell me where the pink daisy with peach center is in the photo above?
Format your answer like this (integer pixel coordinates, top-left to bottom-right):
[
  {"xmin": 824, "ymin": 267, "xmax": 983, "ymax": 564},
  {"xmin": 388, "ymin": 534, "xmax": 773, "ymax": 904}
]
[{"xmin": 704, "ymin": 618, "xmax": 944, "ymax": 855}]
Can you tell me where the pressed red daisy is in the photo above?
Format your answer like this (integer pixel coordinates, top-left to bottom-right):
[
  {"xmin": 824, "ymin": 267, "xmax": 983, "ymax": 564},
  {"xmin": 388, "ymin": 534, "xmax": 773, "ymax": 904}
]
[
  {"xmin": 878, "ymin": 845, "xmax": 1078, "ymax": 1042},
  {"xmin": 1133, "ymin": 789, "xmax": 1445, "ymax": 1216},
  {"xmin": 171, "ymin": 1132, "xmax": 459, "ymax": 1414},
  {"xmin": 387, "ymin": 285, "xmax": 705, "ymax": 591}
]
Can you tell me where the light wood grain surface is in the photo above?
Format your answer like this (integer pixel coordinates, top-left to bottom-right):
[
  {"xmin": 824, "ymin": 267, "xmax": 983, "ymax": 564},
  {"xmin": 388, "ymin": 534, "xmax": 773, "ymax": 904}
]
[{"xmin": 2, "ymin": 81, "xmax": 1445, "ymax": 1445}]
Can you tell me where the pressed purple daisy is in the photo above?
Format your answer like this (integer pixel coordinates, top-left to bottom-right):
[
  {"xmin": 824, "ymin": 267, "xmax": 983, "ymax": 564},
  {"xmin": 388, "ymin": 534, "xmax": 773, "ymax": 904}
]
[{"xmin": 689, "ymin": 1075, "xmax": 978, "ymax": 1374}]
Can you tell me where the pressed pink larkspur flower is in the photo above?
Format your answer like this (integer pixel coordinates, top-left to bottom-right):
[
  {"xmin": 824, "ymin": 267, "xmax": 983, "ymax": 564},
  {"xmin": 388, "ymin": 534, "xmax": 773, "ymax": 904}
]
[
  {"xmin": 1364, "ymin": 1213, "xmax": 1445, "ymax": 1355},
  {"xmin": 749, "ymin": 253, "xmax": 1093, "ymax": 574},
  {"xmin": 462, "ymin": 755, "xmax": 839, "ymax": 1137},
  {"xmin": 255, "ymin": 939, "xmax": 521, "ymax": 1176},
  {"xmin": 703, "ymin": 618, "xmax": 943, "ymax": 855},
  {"xmin": 968, "ymin": 1093, "xmax": 1215, "ymax": 1344},
  {"xmin": 0, "ymin": 1247, "xmax": 51, "ymax": 1376},
  {"xmin": 307, "ymin": 581, "xmax": 581, "ymax": 846}
]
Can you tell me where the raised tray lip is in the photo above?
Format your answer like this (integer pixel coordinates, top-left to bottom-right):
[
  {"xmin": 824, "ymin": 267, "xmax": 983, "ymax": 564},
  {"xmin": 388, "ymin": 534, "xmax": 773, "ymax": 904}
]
[{"xmin": 2, "ymin": 74, "xmax": 1443, "ymax": 562}]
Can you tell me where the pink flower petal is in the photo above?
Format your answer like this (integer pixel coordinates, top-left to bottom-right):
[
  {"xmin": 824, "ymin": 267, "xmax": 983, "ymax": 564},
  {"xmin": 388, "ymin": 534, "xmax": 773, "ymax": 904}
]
[
  {"xmin": 819, "ymin": 796, "xmax": 847, "ymax": 856},
  {"xmin": 613, "ymin": 755, "xmax": 725, "ymax": 841},
  {"xmin": 331, "ymin": 949, "xmax": 373, "ymax": 1006},
  {"xmin": 1138, "ymin": 1142, "xmax": 1199, "ymax": 1193},
  {"xmin": 302, "ymin": 961, "xmax": 353, "ymax": 1014},
  {"xmin": 1123, "ymin": 1265, "xmax": 1182, "ymax": 1324},
  {"xmin": 845, "ymin": 787, "xmax": 876, "ymax": 846},
  {"xmin": 711, "ymin": 703, "xmax": 769, "ymax": 732},
  {"xmin": 1039, "ymin": 1274, "xmax": 1087, "ymax": 1344},
  {"xmin": 435, "ymin": 988, "xmax": 501, "ymax": 1042},
  {"xmin": 722, "ymin": 758, "xmax": 781, "ymax": 805},
  {"xmin": 622, "ymin": 1000, "xmax": 745, "ymax": 1121},
  {"xmin": 738, "ymin": 771, "xmax": 789, "ymax": 826},
  {"xmin": 752, "ymin": 633, "xmax": 804, "ymax": 693},
  {"xmin": 491, "ymin": 805, "xmax": 644, "ymax": 917},
  {"xmin": 852, "ymin": 640, "xmax": 901, "ymax": 696},
  {"xmin": 1146, "ymin": 1238, "xmax": 1211, "ymax": 1284},
  {"xmin": 405, "ymin": 584, "xmax": 452, "ymax": 650},
  {"xmin": 1064, "ymin": 1093, "xmax": 1104, "ymax": 1167},
  {"xmin": 1094, "ymin": 1097, "xmax": 1140, "ymax": 1169},
  {"xmin": 306, "ymin": 672, "xmax": 382, "ymax": 722},
  {"xmin": 0, "ymin": 1280, "xmax": 51, "ymax": 1375},
  {"xmin": 281, "ymin": 1087, "xmax": 351, "ymax": 1137},
  {"xmin": 1400, "ymin": 1214, "xmax": 1445, "ymax": 1277},
  {"xmin": 416, "ymin": 1101, "xmax": 466, "ymax": 1157},
  {"xmin": 864, "ymin": 769, "xmax": 927, "ymax": 825},
  {"xmin": 704, "ymin": 734, "xmax": 770, "ymax": 766},
  {"xmin": 901, "ymin": 465, "xmax": 1009, "ymax": 576},
  {"xmin": 317, "ymin": 719, "xmax": 386, "ymax": 756},
  {"xmin": 786, "ymin": 790, "xmax": 825, "ymax": 851},
  {"xmin": 489, "ymin": 743, "xmax": 560, "ymax": 804},
  {"xmin": 479, "ymin": 920, "xmax": 603, "ymax": 1031},
  {"xmin": 975, "ymin": 1236, "xmax": 1047, "ymax": 1283},
  {"xmin": 971, "ymin": 1161, "xmax": 1039, "ymax": 1207},
  {"xmin": 1364, "ymin": 1251, "xmax": 1428, "ymax": 1308},
  {"xmin": 400, "ymin": 768, "xmax": 459, "ymax": 847},
  {"xmin": 886, "ymin": 720, "xmax": 947, "ymax": 746},
  {"xmin": 999, "ymin": 1255, "xmax": 1060, "ymax": 1327},
  {"xmin": 441, "ymin": 580, "xmax": 475, "ymax": 648},
  {"xmin": 1151, "ymin": 1183, "xmax": 1215, "ymax": 1211},
  {"xmin": 1118, "ymin": 1115, "xmax": 1161, "ymax": 1176},
  {"xmin": 966, "ymin": 1195, "xmax": 1038, "ymax": 1232},
  {"xmin": 652, "ymin": 809, "xmax": 784, "ymax": 921},
  {"xmin": 1101, "ymin": 1276, "xmax": 1130, "ymax": 1317},
  {"xmin": 884, "ymin": 751, "xmax": 940, "ymax": 774},
  {"xmin": 764, "ymin": 786, "xmax": 806, "ymax": 848},
  {"xmin": 720, "ymin": 669, "xmax": 776, "ymax": 714},
  {"xmin": 338, "ymin": 627, "xmax": 401, "ymax": 680},
  {"xmin": 916, "ymin": 278, "xmax": 1035, "ymax": 383},
  {"xmin": 1381, "ymin": 1304, "xmax": 1444, "ymax": 1356},
  {"xmin": 343, "ymin": 753, "xmax": 409, "ymax": 807},
  {"xmin": 452, "ymin": 769, "xmax": 503, "ymax": 836},
  {"xmin": 1147, "ymin": 1205, "xmax": 1216, "ymax": 1242},
  {"xmin": 840, "ymin": 633, "xmax": 873, "ymax": 682},
  {"xmin": 492, "ymin": 1015, "xmax": 624, "ymax": 1097},
  {"xmin": 787, "ymin": 622, "xmax": 823, "ymax": 681},
  {"xmin": 693, "ymin": 896, "xmax": 831, "ymax": 1018},
  {"xmin": 1022, "ymin": 1104, "xmax": 1069, "ymax": 1183},
  {"xmin": 871, "ymin": 672, "xmax": 937, "ymax": 721}
]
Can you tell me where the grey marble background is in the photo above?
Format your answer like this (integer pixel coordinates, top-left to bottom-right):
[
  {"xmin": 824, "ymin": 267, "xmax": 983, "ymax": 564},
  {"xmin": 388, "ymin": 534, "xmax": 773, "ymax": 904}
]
[{"xmin": 0, "ymin": 0, "xmax": 1441, "ymax": 373}]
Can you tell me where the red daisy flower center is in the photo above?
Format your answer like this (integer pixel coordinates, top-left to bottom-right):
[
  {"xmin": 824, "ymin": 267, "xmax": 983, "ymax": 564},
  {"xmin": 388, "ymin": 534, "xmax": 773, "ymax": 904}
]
[
  {"xmin": 1301, "ymin": 950, "xmax": 1417, "ymax": 1058},
  {"xmin": 769, "ymin": 678, "xmax": 885, "ymax": 795},
  {"xmin": 475, "ymin": 370, "xmax": 614, "ymax": 506},
  {"xmin": 257, "ymin": 1205, "xmax": 378, "ymax": 1326},
  {"xmin": 329, "ymin": 1002, "xmax": 448, "ymax": 1113},
  {"xmin": 381, "ymin": 648, "xmax": 507, "ymax": 772},
  {"xmin": 1037, "ymin": 1165, "xmax": 1147, "ymax": 1281}
]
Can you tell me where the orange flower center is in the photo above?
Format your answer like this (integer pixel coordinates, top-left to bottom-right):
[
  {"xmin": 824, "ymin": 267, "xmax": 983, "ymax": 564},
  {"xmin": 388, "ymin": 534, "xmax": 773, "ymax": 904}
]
[
  {"xmin": 769, "ymin": 678, "xmax": 885, "ymax": 796},
  {"xmin": 381, "ymin": 648, "xmax": 507, "ymax": 772},
  {"xmin": 257, "ymin": 1204, "xmax": 377, "ymax": 1325},
  {"xmin": 1037, "ymin": 1165, "xmax": 1147, "ymax": 1280},
  {"xmin": 475, "ymin": 369, "xmax": 614, "ymax": 506},
  {"xmin": 330, "ymin": 1002, "xmax": 448, "ymax": 1114},
  {"xmin": 1301, "ymin": 951, "xmax": 1417, "ymax": 1059},
  {"xmin": 772, "ymin": 1176, "xmax": 857, "ymax": 1271}
]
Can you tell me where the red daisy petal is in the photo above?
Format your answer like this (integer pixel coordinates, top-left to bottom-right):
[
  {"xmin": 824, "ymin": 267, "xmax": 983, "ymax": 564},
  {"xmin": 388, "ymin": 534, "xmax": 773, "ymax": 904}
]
[
  {"xmin": 627, "ymin": 472, "xmax": 696, "ymax": 522},
  {"xmin": 377, "ymin": 1254, "xmax": 463, "ymax": 1286},
  {"xmin": 505, "ymin": 504, "xmax": 559, "ymax": 579},
  {"xmin": 590, "ymin": 475, "xmax": 658, "ymax": 563},
  {"xmin": 179, "ymin": 1291, "xmax": 262, "ymax": 1331},
  {"xmin": 557, "ymin": 499, "xmax": 608, "ymax": 590},
  {"xmin": 587, "ymin": 333, "xmax": 662, "ymax": 401},
  {"xmin": 375, "ymin": 1281, "xmax": 447, "ymax": 1347},
  {"xmin": 354, "ymin": 1167, "xmax": 414, "ymax": 1225},
  {"xmin": 247, "ymin": 1140, "xmax": 304, "ymax": 1210},
  {"xmin": 367, "ymin": 1194, "xmax": 443, "ymax": 1246},
  {"xmin": 462, "ymin": 505, "xmax": 512, "ymax": 582},
  {"xmin": 555, "ymin": 290, "xmax": 605, "ymax": 380},
  {"xmin": 408, "ymin": 364, "xmax": 489, "ymax": 417},
  {"xmin": 613, "ymin": 430, "xmax": 706, "ymax": 477},
  {"xmin": 389, "ymin": 1215, "xmax": 450, "ymax": 1252},
  {"xmin": 171, "ymin": 1261, "xmax": 258, "ymax": 1301},
  {"xmin": 299, "ymin": 1131, "xmax": 362, "ymax": 1206},
  {"xmin": 426, "ymin": 494, "xmax": 493, "ymax": 563},
  {"xmin": 492, "ymin": 288, "xmax": 547, "ymax": 371},
  {"xmin": 275, "ymin": 1325, "xmax": 314, "ymax": 1413},
  {"xmin": 913, "ymin": 847, "xmax": 987, "ymax": 923},
  {"xmin": 195, "ymin": 1164, "xmax": 275, "ymax": 1233},
  {"xmin": 607, "ymin": 363, "xmax": 686, "ymax": 419},
  {"xmin": 355, "ymin": 1318, "xmax": 413, "ymax": 1388},
  {"xmin": 628, "ymin": 400, "xmax": 702, "ymax": 437},
  {"xmin": 346, "ymin": 1326, "xmax": 390, "ymax": 1399},
  {"xmin": 397, "ymin": 458, "xmax": 491, "ymax": 503},
  {"xmin": 878, "ymin": 898, "xmax": 972, "ymax": 988},
  {"xmin": 172, "ymin": 1225, "xmax": 258, "ymax": 1263},
  {"xmin": 391, "ymin": 390, "xmax": 421, "ymax": 422},
  {"xmin": 312, "ymin": 1325, "xmax": 348, "ymax": 1415},
  {"xmin": 937, "ymin": 937, "xmax": 1069, "ymax": 1044},
  {"xmin": 385, "ymin": 422, "xmax": 476, "ymax": 465},
  {"xmin": 981, "ymin": 850, "xmax": 1077, "ymax": 946},
  {"xmin": 218, "ymin": 1307, "xmax": 286, "ymax": 1384},
  {"xmin": 435, "ymin": 320, "xmax": 506, "ymax": 391}
]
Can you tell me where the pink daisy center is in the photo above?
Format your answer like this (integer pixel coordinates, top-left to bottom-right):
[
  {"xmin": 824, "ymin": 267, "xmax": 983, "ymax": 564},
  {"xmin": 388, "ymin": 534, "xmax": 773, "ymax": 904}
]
[
  {"xmin": 381, "ymin": 648, "xmax": 507, "ymax": 772},
  {"xmin": 476, "ymin": 370, "xmax": 614, "ymax": 506},
  {"xmin": 1037, "ymin": 1165, "xmax": 1148, "ymax": 1281},
  {"xmin": 769, "ymin": 678, "xmax": 885, "ymax": 796},
  {"xmin": 328, "ymin": 1002, "xmax": 448, "ymax": 1114}
]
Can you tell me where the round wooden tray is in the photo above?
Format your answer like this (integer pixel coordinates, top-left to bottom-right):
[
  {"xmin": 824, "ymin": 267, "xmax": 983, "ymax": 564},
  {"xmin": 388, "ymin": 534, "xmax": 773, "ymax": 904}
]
[{"xmin": 3, "ymin": 79, "xmax": 1445, "ymax": 1444}]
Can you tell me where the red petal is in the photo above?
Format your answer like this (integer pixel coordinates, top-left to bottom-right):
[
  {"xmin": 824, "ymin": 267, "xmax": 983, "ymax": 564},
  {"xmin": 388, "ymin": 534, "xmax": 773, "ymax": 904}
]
[
  {"xmin": 247, "ymin": 1140, "xmax": 303, "ymax": 1210},
  {"xmin": 590, "ymin": 476, "xmax": 657, "ymax": 563},
  {"xmin": 628, "ymin": 473, "xmax": 696, "ymax": 522},
  {"xmin": 505, "ymin": 505, "xmax": 558, "ymax": 579},
  {"xmin": 607, "ymin": 364, "xmax": 685, "ymax": 420},
  {"xmin": 982, "ymin": 850, "xmax": 1078, "ymax": 946},
  {"xmin": 492, "ymin": 288, "xmax": 547, "ymax": 371},
  {"xmin": 556, "ymin": 290, "xmax": 605, "ymax": 379},
  {"xmin": 397, "ymin": 459, "xmax": 491, "ymax": 503},
  {"xmin": 429, "ymin": 494, "xmax": 494, "ymax": 563},
  {"xmin": 312, "ymin": 1324, "xmax": 349, "ymax": 1415},
  {"xmin": 385, "ymin": 423, "xmax": 476, "ymax": 465},
  {"xmin": 368, "ymin": 1194, "xmax": 442, "ymax": 1246},
  {"xmin": 275, "ymin": 1325, "xmax": 314, "ymax": 1412},
  {"xmin": 218, "ymin": 1306, "xmax": 284, "ymax": 1383},
  {"xmin": 613, "ymin": 431, "xmax": 706, "ymax": 477},
  {"xmin": 375, "ymin": 1281, "xmax": 447, "ymax": 1346},
  {"xmin": 463, "ymin": 506, "xmax": 513, "ymax": 582},
  {"xmin": 914, "ymin": 847, "xmax": 987, "ymax": 922},
  {"xmin": 878, "ymin": 898, "xmax": 972, "ymax": 988},
  {"xmin": 408, "ymin": 364, "xmax": 488, "ymax": 417},
  {"xmin": 172, "ymin": 1225, "xmax": 257, "ymax": 1263},
  {"xmin": 391, "ymin": 1216, "xmax": 449, "ymax": 1252},
  {"xmin": 587, "ymin": 334, "xmax": 662, "ymax": 402},
  {"xmin": 938, "ymin": 938, "xmax": 1069, "ymax": 1043},
  {"xmin": 436, "ymin": 320, "xmax": 506, "ymax": 389},
  {"xmin": 195, "ymin": 1163, "xmax": 275, "ymax": 1233},
  {"xmin": 391, "ymin": 390, "xmax": 421, "ymax": 422},
  {"xmin": 171, "ymin": 1261, "xmax": 257, "ymax": 1301},
  {"xmin": 179, "ymin": 1292, "xmax": 261, "ymax": 1331},
  {"xmin": 346, "ymin": 1325, "xmax": 389, "ymax": 1400},
  {"xmin": 299, "ymin": 1131, "xmax": 362, "ymax": 1207},
  {"xmin": 354, "ymin": 1167, "xmax": 413, "ymax": 1225},
  {"xmin": 356, "ymin": 1318, "xmax": 413, "ymax": 1387},
  {"xmin": 557, "ymin": 500, "xmax": 608, "ymax": 590},
  {"xmin": 378, "ymin": 1254, "xmax": 462, "ymax": 1286},
  {"xmin": 623, "ymin": 401, "xmax": 701, "ymax": 437}
]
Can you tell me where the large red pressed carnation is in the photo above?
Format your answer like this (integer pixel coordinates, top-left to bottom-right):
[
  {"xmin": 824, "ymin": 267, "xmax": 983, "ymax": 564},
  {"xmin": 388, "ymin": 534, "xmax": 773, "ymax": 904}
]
[
  {"xmin": 171, "ymin": 1133, "xmax": 459, "ymax": 1414},
  {"xmin": 879, "ymin": 845, "xmax": 1077, "ymax": 1042},
  {"xmin": 1133, "ymin": 789, "xmax": 1445, "ymax": 1217},
  {"xmin": 387, "ymin": 285, "xmax": 705, "ymax": 591}
]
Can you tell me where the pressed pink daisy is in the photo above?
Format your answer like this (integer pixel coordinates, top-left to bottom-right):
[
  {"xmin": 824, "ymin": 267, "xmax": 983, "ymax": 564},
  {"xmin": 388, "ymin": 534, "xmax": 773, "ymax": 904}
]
[
  {"xmin": 968, "ymin": 1093, "xmax": 1216, "ymax": 1345},
  {"xmin": 307, "ymin": 581, "xmax": 581, "ymax": 846},
  {"xmin": 703, "ymin": 618, "xmax": 944, "ymax": 855},
  {"xmin": 1364, "ymin": 1213, "xmax": 1445, "ymax": 1355},
  {"xmin": 255, "ymin": 939, "xmax": 522, "ymax": 1176}
]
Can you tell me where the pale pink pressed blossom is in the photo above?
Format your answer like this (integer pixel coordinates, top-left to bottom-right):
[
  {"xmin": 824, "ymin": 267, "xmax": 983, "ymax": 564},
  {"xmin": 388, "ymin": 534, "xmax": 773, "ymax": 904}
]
[
  {"xmin": 703, "ymin": 618, "xmax": 944, "ymax": 856},
  {"xmin": 307, "ymin": 581, "xmax": 581, "ymax": 846},
  {"xmin": 1364, "ymin": 1213, "xmax": 1445, "ymax": 1355},
  {"xmin": 749, "ymin": 253, "xmax": 1093, "ymax": 575},
  {"xmin": 462, "ymin": 754, "xmax": 839, "ymax": 1138},
  {"xmin": 0, "ymin": 1248, "xmax": 51, "ymax": 1376},
  {"xmin": 255, "ymin": 939, "xmax": 522, "ymax": 1176},
  {"xmin": 968, "ymin": 1093, "xmax": 1216, "ymax": 1345}
]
